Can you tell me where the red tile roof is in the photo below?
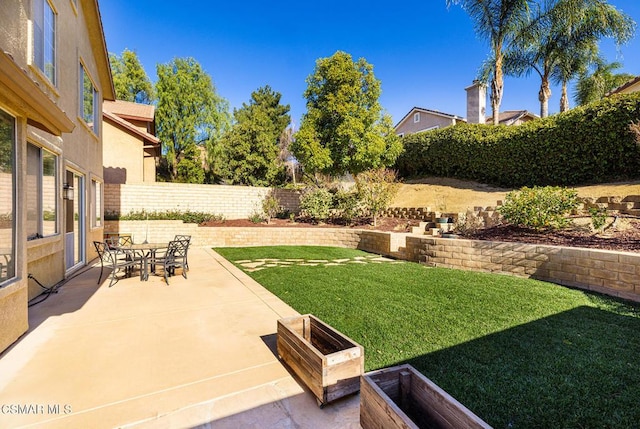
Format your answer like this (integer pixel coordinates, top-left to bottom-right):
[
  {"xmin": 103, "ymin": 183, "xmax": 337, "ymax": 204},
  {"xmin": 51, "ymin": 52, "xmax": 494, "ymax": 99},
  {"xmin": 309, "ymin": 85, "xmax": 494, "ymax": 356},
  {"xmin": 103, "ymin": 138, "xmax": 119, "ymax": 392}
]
[{"xmin": 103, "ymin": 100, "xmax": 155, "ymax": 122}]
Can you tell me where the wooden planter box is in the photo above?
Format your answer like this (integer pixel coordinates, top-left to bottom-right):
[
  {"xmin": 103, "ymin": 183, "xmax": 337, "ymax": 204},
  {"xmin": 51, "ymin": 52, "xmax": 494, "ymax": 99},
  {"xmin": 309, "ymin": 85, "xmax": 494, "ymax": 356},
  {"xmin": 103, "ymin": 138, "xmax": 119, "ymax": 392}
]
[
  {"xmin": 277, "ymin": 314, "xmax": 364, "ymax": 407},
  {"xmin": 361, "ymin": 364, "xmax": 492, "ymax": 429}
]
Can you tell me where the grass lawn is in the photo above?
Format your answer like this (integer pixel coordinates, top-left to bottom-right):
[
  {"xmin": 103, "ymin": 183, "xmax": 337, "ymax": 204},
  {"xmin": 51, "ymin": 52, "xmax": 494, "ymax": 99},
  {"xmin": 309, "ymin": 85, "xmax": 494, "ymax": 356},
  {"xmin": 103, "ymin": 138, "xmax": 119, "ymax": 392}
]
[{"xmin": 215, "ymin": 245, "xmax": 640, "ymax": 429}]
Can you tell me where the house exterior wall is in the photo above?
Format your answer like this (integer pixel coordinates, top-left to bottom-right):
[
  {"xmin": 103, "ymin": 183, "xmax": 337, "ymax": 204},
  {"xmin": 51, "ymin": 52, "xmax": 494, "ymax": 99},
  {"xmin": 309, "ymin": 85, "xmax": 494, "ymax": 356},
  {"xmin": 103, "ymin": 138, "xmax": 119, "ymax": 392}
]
[
  {"xmin": 395, "ymin": 111, "xmax": 458, "ymax": 136},
  {"xmin": 0, "ymin": 0, "xmax": 112, "ymax": 353},
  {"xmin": 103, "ymin": 119, "xmax": 145, "ymax": 184},
  {"xmin": 617, "ymin": 80, "xmax": 640, "ymax": 94}
]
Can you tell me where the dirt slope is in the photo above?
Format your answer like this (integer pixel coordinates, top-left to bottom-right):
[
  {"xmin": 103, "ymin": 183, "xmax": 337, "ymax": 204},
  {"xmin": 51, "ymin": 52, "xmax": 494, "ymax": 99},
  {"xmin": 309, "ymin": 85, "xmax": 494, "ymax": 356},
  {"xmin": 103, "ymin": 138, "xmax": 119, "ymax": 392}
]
[{"xmin": 393, "ymin": 177, "xmax": 640, "ymax": 212}]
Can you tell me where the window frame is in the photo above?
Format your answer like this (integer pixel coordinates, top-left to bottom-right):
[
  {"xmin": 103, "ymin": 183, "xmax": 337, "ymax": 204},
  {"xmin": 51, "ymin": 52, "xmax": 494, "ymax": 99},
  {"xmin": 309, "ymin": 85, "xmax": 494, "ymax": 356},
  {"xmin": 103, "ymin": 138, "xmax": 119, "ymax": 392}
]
[
  {"xmin": 79, "ymin": 63, "xmax": 100, "ymax": 135},
  {"xmin": 26, "ymin": 142, "xmax": 59, "ymax": 241},
  {"xmin": 91, "ymin": 179, "xmax": 102, "ymax": 228},
  {"xmin": 0, "ymin": 109, "xmax": 17, "ymax": 286},
  {"xmin": 413, "ymin": 112, "xmax": 420, "ymax": 123},
  {"xmin": 32, "ymin": 0, "xmax": 57, "ymax": 85}
]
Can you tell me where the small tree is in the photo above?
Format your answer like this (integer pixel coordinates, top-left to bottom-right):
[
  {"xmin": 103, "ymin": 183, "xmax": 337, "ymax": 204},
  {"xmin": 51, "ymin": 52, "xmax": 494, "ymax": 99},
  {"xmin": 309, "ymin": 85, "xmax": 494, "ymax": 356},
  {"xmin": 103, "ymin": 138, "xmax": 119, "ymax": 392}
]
[
  {"xmin": 292, "ymin": 51, "xmax": 402, "ymax": 178},
  {"xmin": 355, "ymin": 169, "xmax": 400, "ymax": 227},
  {"xmin": 261, "ymin": 192, "xmax": 282, "ymax": 225}
]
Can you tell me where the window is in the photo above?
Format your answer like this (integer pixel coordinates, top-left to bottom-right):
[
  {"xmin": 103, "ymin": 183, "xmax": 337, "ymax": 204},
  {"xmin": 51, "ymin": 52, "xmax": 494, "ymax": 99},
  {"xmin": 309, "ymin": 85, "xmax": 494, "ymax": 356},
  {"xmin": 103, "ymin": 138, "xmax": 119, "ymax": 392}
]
[
  {"xmin": 413, "ymin": 112, "xmax": 420, "ymax": 123},
  {"xmin": 92, "ymin": 180, "xmax": 102, "ymax": 227},
  {"xmin": 80, "ymin": 64, "xmax": 99, "ymax": 134},
  {"xmin": 0, "ymin": 110, "xmax": 16, "ymax": 284},
  {"xmin": 33, "ymin": 0, "xmax": 56, "ymax": 84},
  {"xmin": 27, "ymin": 143, "xmax": 58, "ymax": 240}
]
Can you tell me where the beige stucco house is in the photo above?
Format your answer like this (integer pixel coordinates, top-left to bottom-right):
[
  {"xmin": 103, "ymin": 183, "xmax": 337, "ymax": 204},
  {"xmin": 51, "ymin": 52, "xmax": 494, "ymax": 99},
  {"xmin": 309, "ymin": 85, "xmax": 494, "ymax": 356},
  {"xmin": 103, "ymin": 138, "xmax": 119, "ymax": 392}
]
[
  {"xmin": 395, "ymin": 81, "xmax": 538, "ymax": 136},
  {"xmin": 103, "ymin": 100, "xmax": 160, "ymax": 184},
  {"xmin": 607, "ymin": 76, "xmax": 640, "ymax": 96},
  {"xmin": 394, "ymin": 107, "xmax": 465, "ymax": 136},
  {"xmin": 0, "ymin": 0, "xmax": 114, "ymax": 353}
]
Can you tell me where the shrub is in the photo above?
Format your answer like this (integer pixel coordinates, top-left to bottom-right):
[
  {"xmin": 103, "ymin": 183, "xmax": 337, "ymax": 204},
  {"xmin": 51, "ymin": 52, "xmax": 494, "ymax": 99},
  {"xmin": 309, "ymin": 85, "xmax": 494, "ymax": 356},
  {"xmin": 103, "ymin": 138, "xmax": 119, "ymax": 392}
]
[
  {"xmin": 356, "ymin": 168, "xmax": 400, "ymax": 227},
  {"xmin": 110, "ymin": 210, "xmax": 224, "ymax": 224},
  {"xmin": 498, "ymin": 186, "xmax": 579, "ymax": 230},
  {"xmin": 334, "ymin": 189, "xmax": 364, "ymax": 225},
  {"xmin": 261, "ymin": 194, "xmax": 282, "ymax": 224},
  {"xmin": 589, "ymin": 207, "xmax": 607, "ymax": 231},
  {"xmin": 299, "ymin": 187, "xmax": 333, "ymax": 222},
  {"xmin": 396, "ymin": 93, "xmax": 640, "ymax": 187}
]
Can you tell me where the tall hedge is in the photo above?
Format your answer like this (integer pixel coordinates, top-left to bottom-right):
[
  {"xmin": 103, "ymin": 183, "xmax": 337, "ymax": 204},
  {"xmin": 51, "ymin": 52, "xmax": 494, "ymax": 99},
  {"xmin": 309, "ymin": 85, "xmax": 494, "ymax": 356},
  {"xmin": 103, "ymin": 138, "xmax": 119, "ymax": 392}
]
[{"xmin": 395, "ymin": 93, "xmax": 640, "ymax": 187}]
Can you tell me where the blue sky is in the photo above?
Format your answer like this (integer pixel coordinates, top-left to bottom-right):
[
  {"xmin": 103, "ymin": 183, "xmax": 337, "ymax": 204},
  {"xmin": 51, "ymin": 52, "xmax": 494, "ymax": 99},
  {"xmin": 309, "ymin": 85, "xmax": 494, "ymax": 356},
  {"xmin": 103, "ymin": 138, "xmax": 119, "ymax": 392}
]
[{"xmin": 99, "ymin": 1, "xmax": 640, "ymax": 128}]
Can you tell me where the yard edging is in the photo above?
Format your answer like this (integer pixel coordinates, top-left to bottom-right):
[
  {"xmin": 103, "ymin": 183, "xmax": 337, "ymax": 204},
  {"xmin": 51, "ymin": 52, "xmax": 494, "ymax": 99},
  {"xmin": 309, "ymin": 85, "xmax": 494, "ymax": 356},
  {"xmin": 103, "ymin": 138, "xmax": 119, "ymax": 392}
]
[{"xmin": 104, "ymin": 220, "xmax": 640, "ymax": 302}]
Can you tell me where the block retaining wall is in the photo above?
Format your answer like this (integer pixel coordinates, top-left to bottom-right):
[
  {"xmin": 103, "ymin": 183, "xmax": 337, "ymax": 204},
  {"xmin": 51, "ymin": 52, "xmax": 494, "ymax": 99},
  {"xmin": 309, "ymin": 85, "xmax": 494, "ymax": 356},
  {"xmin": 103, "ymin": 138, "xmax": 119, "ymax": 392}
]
[
  {"xmin": 405, "ymin": 236, "xmax": 640, "ymax": 303},
  {"xmin": 104, "ymin": 221, "xmax": 640, "ymax": 302},
  {"xmin": 104, "ymin": 183, "xmax": 301, "ymax": 220}
]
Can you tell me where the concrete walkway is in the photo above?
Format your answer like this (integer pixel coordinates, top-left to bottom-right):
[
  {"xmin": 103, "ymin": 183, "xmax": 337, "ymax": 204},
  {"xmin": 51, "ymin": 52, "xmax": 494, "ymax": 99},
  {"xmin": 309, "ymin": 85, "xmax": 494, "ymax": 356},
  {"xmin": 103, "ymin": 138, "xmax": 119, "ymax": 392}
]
[{"xmin": 0, "ymin": 248, "xmax": 360, "ymax": 428}]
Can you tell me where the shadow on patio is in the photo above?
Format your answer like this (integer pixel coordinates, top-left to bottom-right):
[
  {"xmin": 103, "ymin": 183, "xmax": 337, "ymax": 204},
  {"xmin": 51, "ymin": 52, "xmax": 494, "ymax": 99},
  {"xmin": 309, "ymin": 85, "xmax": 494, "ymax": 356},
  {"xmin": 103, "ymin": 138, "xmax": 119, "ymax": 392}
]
[{"xmin": 0, "ymin": 248, "xmax": 360, "ymax": 428}]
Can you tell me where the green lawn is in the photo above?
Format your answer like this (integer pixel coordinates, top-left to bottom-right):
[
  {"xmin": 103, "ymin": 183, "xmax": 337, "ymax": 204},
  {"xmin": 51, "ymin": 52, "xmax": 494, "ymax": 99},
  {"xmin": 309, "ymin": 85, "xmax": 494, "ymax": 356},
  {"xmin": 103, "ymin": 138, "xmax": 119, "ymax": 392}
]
[{"xmin": 215, "ymin": 246, "xmax": 640, "ymax": 429}]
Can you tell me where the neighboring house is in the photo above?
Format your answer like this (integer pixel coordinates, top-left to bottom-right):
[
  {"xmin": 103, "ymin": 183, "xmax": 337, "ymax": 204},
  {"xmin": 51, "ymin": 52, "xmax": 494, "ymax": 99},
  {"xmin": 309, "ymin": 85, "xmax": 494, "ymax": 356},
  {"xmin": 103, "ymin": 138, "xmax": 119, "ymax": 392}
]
[
  {"xmin": 103, "ymin": 100, "xmax": 160, "ymax": 184},
  {"xmin": 488, "ymin": 110, "xmax": 538, "ymax": 126},
  {"xmin": 606, "ymin": 75, "xmax": 640, "ymax": 96},
  {"xmin": 395, "ymin": 82, "xmax": 537, "ymax": 136},
  {"xmin": 394, "ymin": 107, "xmax": 465, "ymax": 136},
  {"xmin": 0, "ymin": 0, "xmax": 114, "ymax": 353}
]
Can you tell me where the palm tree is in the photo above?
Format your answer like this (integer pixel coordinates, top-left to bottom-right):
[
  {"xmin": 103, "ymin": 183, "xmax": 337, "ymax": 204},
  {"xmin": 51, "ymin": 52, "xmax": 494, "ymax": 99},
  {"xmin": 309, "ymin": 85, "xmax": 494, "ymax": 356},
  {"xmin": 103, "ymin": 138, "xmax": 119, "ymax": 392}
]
[
  {"xmin": 447, "ymin": 0, "xmax": 533, "ymax": 125},
  {"xmin": 505, "ymin": 0, "xmax": 635, "ymax": 117},
  {"xmin": 574, "ymin": 59, "xmax": 635, "ymax": 105}
]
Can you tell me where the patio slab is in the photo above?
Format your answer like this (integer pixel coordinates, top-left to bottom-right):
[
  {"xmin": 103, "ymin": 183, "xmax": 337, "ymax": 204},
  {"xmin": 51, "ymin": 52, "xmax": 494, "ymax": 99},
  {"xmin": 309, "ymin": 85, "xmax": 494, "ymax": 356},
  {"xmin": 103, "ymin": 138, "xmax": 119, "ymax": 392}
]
[{"xmin": 0, "ymin": 248, "xmax": 360, "ymax": 428}]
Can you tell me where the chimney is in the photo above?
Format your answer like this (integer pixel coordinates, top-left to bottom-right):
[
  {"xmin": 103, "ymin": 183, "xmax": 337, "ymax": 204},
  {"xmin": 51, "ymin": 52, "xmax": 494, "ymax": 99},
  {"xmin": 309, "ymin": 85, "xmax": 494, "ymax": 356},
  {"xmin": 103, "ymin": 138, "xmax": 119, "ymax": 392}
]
[{"xmin": 465, "ymin": 80, "xmax": 486, "ymax": 124}]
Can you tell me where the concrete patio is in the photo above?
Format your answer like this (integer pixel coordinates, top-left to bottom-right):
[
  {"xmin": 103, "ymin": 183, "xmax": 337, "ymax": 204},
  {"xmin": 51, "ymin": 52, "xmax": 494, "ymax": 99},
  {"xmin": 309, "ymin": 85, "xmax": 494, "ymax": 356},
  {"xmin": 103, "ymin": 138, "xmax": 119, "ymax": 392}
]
[{"xmin": 0, "ymin": 248, "xmax": 360, "ymax": 428}]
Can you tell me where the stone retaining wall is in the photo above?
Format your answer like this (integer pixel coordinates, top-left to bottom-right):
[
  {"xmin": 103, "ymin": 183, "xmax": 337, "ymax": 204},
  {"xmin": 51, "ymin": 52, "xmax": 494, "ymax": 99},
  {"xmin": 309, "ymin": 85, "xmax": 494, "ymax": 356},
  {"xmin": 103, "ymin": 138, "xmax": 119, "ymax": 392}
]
[
  {"xmin": 405, "ymin": 236, "xmax": 640, "ymax": 303},
  {"xmin": 104, "ymin": 221, "xmax": 640, "ymax": 302}
]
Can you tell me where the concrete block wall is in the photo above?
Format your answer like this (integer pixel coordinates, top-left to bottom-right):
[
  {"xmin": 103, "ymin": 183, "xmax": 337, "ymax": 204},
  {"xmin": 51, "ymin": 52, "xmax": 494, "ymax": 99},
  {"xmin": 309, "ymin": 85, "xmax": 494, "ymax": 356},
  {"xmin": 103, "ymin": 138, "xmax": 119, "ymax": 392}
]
[
  {"xmin": 405, "ymin": 236, "xmax": 640, "ymax": 303},
  {"xmin": 104, "ymin": 183, "xmax": 301, "ymax": 220}
]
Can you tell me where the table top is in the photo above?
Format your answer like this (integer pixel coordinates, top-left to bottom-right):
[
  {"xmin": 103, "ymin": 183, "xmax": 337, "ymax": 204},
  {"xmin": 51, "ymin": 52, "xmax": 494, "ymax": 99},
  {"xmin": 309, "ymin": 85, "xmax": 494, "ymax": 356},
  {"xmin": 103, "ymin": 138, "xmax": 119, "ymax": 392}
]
[{"xmin": 120, "ymin": 242, "xmax": 168, "ymax": 251}]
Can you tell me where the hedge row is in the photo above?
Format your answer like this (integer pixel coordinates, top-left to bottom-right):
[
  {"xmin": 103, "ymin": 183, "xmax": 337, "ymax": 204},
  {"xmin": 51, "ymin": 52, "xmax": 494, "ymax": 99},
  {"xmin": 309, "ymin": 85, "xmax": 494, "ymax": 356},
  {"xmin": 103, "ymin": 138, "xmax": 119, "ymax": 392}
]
[{"xmin": 395, "ymin": 92, "xmax": 640, "ymax": 187}]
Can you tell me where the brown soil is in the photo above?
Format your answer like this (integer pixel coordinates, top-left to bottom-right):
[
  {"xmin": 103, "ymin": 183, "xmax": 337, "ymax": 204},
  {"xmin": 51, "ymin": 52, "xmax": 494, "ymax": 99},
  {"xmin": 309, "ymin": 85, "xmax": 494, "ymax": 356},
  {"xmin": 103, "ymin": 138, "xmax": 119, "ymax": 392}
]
[
  {"xmin": 460, "ymin": 219, "xmax": 640, "ymax": 253},
  {"xmin": 201, "ymin": 217, "xmax": 421, "ymax": 232},
  {"xmin": 394, "ymin": 177, "xmax": 640, "ymax": 212}
]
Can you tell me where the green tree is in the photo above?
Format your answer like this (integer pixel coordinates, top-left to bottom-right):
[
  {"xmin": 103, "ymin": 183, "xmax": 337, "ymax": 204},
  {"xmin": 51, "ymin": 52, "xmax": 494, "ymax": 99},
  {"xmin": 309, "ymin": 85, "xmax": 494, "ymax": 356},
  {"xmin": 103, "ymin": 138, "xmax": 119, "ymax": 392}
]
[
  {"xmin": 504, "ymin": 0, "xmax": 635, "ymax": 117},
  {"xmin": 219, "ymin": 86, "xmax": 291, "ymax": 186},
  {"xmin": 155, "ymin": 57, "xmax": 230, "ymax": 182},
  {"xmin": 109, "ymin": 49, "xmax": 155, "ymax": 104},
  {"xmin": 355, "ymin": 168, "xmax": 400, "ymax": 227},
  {"xmin": 575, "ymin": 59, "xmax": 635, "ymax": 105},
  {"xmin": 448, "ymin": 0, "xmax": 533, "ymax": 125},
  {"xmin": 292, "ymin": 51, "xmax": 402, "ymax": 178}
]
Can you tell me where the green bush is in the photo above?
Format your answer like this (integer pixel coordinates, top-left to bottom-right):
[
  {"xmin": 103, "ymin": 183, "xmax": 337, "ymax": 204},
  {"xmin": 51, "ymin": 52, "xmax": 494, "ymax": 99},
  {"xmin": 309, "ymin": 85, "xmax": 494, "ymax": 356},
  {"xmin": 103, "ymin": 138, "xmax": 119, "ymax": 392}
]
[
  {"xmin": 396, "ymin": 93, "xmax": 640, "ymax": 187},
  {"xmin": 498, "ymin": 186, "xmax": 579, "ymax": 230},
  {"xmin": 333, "ymin": 189, "xmax": 364, "ymax": 225},
  {"xmin": 110, "ymin": 209, "xmax": 224, "ymax": 224},
  {"xmin": 261, "ymin": 194, "xmax": 282, "ymax": 224},
  {"xmin": 299, "ymin": 187, "xmax": 333, "ymax": 222}
]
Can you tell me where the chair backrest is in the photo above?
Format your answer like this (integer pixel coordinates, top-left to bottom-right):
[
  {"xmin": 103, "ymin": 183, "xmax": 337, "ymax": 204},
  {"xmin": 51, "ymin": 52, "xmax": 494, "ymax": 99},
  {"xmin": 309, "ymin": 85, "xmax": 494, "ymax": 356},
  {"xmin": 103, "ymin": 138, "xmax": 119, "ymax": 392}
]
[
  {"xmin": 118, "ymin": 235, "xmax": 133, "ymax": 247},
  {"xmin": 94, "ymin": 241, "xmax": 118, "ymax": 265},
  {"xmin": 167, "ymin": 239, "xmax": 188, "ymax": 258},
  {"xmin": 93, "ymin": 241, "xmax": 107, "ymax": 259},
  {"xmin": 174, "ymin": 235, "xmax": 191, "ymax": 244}
]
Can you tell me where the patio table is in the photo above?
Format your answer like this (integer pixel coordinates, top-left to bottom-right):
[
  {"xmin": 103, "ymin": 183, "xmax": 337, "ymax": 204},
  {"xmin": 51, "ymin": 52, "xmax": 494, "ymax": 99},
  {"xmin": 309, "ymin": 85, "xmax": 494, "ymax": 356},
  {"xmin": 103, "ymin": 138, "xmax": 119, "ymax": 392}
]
[{"xmin": 118, "ymin": 242, "xmax": 168, "ymax": 281}]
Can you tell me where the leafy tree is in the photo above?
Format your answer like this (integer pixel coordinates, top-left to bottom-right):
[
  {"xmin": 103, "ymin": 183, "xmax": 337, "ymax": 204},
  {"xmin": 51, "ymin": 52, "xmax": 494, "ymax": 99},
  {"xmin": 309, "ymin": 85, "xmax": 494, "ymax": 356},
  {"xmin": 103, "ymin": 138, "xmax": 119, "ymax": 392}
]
[
  {"xmin": 504, "ymin": 0, "xmax": 635, "ymax": 117},
  {"xmin": 219, "ymin": 86, "xmax": 290, "ymax": 186},
  {"xmin": 292, "ymin": 51, "xmax": 402, "ymax": 178},
  {"xmin": 155, "ymin": 57, "xmax": 230, "ymax": 182},
  {"xmin": 448, "ymin": 0, "xmax": 533, "ymax": 125},
  {"xmin": 355, "ymin": 168, "xmax": 400, "ymax": 227},
  {"xmin": 575, "ymin": 59, "xmax": 635, "ymax": 105},
  {"xmin": 109, "ymin": 49, "xmax": 155, "ymax": 104}
]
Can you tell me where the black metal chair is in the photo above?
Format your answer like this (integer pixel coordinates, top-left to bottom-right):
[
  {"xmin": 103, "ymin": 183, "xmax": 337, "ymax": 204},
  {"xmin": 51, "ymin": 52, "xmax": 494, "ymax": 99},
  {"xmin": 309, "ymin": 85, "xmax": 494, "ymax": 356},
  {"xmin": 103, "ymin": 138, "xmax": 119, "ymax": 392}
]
[
  {"xmin": 163, "ymin": 239, "xmax": 189, "ymax": 284},
  {"xmin": 173, "ymin": 235, "xmax": 191, "ymax": 271},
  {"xmin": 93, "ymin": 241, "xmax": 142, "ymax": 287}
]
